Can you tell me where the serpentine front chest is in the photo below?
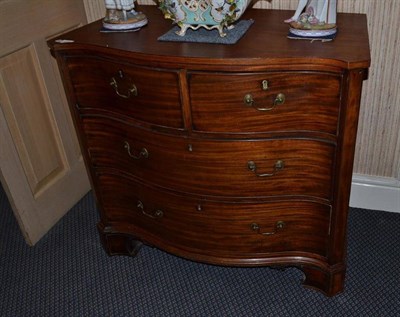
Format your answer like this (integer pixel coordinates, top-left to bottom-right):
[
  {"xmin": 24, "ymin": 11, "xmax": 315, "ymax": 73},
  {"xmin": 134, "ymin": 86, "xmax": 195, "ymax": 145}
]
[{"xmin": 49, "ymin": 6, "xmax": 370, "ymax": 296}]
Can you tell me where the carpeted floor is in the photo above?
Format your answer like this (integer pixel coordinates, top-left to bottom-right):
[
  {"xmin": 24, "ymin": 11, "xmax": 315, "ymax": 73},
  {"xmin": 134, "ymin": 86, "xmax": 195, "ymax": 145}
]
[{"xmin": 0, "ymin": 184, "xmax": 399, "ymax": 317}]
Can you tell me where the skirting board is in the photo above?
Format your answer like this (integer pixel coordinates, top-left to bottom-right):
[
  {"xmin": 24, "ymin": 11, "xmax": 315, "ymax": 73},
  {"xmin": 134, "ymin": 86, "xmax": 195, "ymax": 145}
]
[{"xmin": 350, "ymin": 174, "xmax": 400, "ymax": 213}]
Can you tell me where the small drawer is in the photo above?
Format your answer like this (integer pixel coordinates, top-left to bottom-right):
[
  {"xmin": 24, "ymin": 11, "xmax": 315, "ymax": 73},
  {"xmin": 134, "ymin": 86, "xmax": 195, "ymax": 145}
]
[
  {"xmin": 189, "ymin": 71, "xmax": 341, "ymax": 135},
  {"xmin": 96, "ymin": 173, "xmax": 331, "ymax": 258},
  {"xmin": 83, "ymin": 116, "xmax": 335, "ymax": 200},
  {"xmin": 65, "ymin": 56, "xmax": 183, "ymax": 129}
]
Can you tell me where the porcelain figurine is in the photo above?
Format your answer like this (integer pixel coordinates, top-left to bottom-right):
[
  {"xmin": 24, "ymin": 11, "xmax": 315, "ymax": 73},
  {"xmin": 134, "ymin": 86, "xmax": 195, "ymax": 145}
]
[
  {"xmin": 285, "ymin": 0, "xmax": 337, "ymax": 38},
  {"xmin": 103, "ymin": 0, "xmax": 148, "ymax": 30},
  {"xmin": 158, "ymin": 0, "xmax": 252, "ymax": 37}
]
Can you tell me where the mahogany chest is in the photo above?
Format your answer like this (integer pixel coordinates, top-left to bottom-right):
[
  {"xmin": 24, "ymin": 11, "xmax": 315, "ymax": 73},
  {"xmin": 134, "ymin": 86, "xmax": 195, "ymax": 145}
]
[{"xmin": 49, "ymin": 7, "xmax": 370, "ymax": 296}]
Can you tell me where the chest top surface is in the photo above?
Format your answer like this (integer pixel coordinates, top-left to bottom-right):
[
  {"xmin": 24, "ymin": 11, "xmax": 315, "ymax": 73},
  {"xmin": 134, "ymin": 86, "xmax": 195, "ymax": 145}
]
[{"xmin": 50, "ymin": 6, "xmax": 370, "ymax": 70}]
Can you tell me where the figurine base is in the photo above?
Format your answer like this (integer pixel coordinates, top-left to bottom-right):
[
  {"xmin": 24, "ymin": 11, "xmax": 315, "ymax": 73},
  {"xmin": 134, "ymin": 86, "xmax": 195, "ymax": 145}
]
[
  {"xmin": 103, "ymin": 11, "xmax": 148, "ymax": 31},
  {"xmin": 288, "ymin": 27, "xmax": 337, "ymax": 41}
]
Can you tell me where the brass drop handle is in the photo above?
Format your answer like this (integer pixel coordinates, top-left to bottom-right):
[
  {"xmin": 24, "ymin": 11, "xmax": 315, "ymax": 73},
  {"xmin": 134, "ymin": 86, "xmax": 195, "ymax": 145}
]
[
  {"xmin": 137, "ymin": 200, "xmax": 164, "ymax": 219},
  {"xmin": 244, "ymin": 93, "xmax": 286, "ymax": 111},
  {"xmin": 251, "ymin": 221, "xmax": 286, "ymax": 235},
  {"xmin": 124, "ymin": 141, "xmax": 149, "ymax": 160},
  {"xmin": 110, "ymin": 70, "xmax": 137, "ymax": 98},
  {"xmin": 247, "ymin": 159, "xmax": 284, "ymax": 177}
]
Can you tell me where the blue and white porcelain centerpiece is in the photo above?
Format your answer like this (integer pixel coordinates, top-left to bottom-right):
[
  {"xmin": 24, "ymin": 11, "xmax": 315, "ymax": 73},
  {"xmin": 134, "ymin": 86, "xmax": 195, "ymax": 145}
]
[{"xmin": 158, "ymin": 0, "xmax": 251, "ymax": 37}]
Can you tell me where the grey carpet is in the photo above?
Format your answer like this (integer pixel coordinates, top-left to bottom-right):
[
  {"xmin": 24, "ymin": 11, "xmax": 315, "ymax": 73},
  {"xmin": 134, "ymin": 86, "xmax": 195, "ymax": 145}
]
[{"xmin": 0, "ymin": 183, "xmax": 399, "ymax": 316}]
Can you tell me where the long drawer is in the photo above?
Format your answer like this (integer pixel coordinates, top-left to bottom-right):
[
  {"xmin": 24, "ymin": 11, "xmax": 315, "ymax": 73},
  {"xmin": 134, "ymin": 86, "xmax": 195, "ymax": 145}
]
[
  {"xmin": 189, "ymin": 71, "xmax": 341, "ymax": 135},
  {"xmin": 65, "ymin": 56, "xmax": 183, "ymax": 128},
  {"xmin": 83, "ymin": 116, "xmax": 335, "ymax": 200},
  {"xmin": 97, "ymin": 173, "xmax": 331, "ymax": 258}
]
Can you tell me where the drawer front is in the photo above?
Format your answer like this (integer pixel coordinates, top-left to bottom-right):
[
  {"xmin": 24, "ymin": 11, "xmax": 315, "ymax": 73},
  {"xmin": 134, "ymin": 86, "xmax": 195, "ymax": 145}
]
[
  {"xmin": 97, "ymin": 173, "xmax": 331, "ymax": 257},
  {"xmin": 66, "ymin": 56, "xmax": 183, "ymax": 128},
  {"xmin": 83, "ymin": 117, "xmax": 335, "ymax": 200},
  {"xmin": 189, "ymin": 72, "xmax": 341, "ymax": 135}
]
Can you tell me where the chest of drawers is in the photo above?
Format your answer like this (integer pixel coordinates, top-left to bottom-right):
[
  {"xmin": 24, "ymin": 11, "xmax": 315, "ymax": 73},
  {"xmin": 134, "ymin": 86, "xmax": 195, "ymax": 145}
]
[{"xmin": 49, "ymin": 7, "xmax": 370, "ymax": 296}]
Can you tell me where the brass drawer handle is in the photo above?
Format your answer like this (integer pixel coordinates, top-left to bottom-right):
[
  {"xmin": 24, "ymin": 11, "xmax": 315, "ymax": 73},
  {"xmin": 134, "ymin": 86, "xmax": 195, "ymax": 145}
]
[
  {"xmin": 110, "ymin": 70, "xmax": 138, "ymax": 98},
  {"xmin": 247, "ymin": 159, "xmax": 284, "ymax": 177},
  {"xmin": 124, "ymin": 141, "xmax": 149, "ymax": 159},
  {"xmin": 251, "ymin": 221, "xmax": 286, "ymax": 235},
  {"xmin": 244, "ymin": 93, "xmax": 285, "ymax": 111},
  {"xmin": 137, "ymin": 200, "xmax": 164, "ymax": 219}
]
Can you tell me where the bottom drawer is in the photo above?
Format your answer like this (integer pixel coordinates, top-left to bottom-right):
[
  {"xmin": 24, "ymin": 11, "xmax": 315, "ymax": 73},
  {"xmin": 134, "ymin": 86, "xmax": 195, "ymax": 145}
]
[{"xmin": 96, "ymin": 173, "xmax": 331, "ymax": 258}]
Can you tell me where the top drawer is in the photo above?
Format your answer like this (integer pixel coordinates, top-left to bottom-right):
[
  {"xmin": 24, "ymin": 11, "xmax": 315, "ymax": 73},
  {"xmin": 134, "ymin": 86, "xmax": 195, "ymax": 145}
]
[
  {"xmin": 65, "ymin": 56, "xmax": 183, "ymax": 129},
  {"xmin": 189, "ymin": 71, "xmax": 341, "ymax": 135}
]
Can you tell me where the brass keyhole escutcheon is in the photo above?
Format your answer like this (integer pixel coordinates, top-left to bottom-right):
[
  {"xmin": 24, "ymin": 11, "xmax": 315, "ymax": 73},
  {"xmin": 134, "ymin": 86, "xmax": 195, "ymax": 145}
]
[{"xmin": 261, "ymin": 80, "xmax": 269, "ymax": 91}]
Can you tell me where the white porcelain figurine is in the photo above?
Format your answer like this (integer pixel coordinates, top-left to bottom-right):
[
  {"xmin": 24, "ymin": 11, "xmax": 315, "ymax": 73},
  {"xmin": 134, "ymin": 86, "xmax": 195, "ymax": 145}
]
[
  {"xmin": 103, "ymin": 0, "xmax": 148, "ymax": 31},
  {"xmin": 285, "ymin": 0, "xmax": 337, "ymax": 38}
]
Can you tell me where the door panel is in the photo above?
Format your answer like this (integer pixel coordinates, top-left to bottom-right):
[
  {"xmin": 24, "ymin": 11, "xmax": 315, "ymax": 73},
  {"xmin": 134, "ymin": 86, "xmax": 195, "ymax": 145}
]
[
  {"xmin": 0, "ymin": 0, "xmax": 91, "ymax": 245},
  {"xmin": 0, "ymin": 45, "xmax": 66, "ymax": 196}
]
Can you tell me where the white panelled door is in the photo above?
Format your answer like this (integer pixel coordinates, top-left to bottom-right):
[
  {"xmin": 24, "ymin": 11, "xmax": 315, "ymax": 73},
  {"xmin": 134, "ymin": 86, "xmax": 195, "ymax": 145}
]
[{"xmin": 0, "ymin": 0, "xmax": 91, "ymax": 245}]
